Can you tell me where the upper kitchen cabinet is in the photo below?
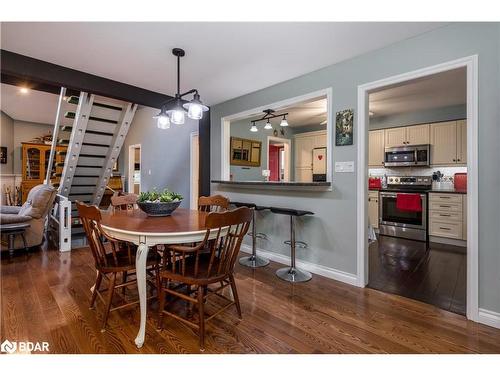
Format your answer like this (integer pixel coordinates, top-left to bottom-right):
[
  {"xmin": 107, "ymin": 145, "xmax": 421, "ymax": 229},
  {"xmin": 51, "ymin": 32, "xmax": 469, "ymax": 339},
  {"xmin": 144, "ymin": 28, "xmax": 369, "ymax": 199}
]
[
  {"xmin": 384, "ymin": 124, "xmax": 429, "ymax": 148},
  {"xmin": 430, "ymin": 120, "xmax": 466, "ymax": 165},
  {"xmin": 384, "ymin": 127, "xmax": 406, "ymax": 148},
  {"xmin": 368, "ymin": 129, "xmax": 385, "ymax": 166}
]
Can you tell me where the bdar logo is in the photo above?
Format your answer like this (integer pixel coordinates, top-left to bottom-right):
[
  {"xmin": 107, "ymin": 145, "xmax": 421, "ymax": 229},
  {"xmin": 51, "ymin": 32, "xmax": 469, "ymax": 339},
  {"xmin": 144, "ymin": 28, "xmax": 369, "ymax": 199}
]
[{"xmin": 1, "ymin": 339, "xmax": 17, "ymax": 354}]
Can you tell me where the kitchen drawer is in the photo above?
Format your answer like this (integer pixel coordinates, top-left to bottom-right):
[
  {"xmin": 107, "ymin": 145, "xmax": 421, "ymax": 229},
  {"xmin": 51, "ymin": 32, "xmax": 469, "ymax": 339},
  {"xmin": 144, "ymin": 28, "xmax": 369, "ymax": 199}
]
[
  {"xmin": 429, "ymin": 201, "xmax": 463, "ymax": 213},
  {"xmin": 368, "ymin": 190, "xmax": 379, "ymax": 199},
  {"xmin": 430, "ymin": 210, "xmax": 462, "ymax": 222},
  {"xmin": 429, "ymin": 220, "xmax": 463, "ymax": 239},
  {"xmin": 429, "ymin": 193, "xmax": 463, "ymax": 204}
]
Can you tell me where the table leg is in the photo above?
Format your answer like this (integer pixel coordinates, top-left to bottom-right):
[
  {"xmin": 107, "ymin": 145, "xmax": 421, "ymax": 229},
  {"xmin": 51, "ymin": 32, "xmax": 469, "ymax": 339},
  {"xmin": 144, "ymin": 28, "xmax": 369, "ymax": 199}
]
[{"xmin": 134, "ymin": 241, "xmax": 149, "ymax": 349}]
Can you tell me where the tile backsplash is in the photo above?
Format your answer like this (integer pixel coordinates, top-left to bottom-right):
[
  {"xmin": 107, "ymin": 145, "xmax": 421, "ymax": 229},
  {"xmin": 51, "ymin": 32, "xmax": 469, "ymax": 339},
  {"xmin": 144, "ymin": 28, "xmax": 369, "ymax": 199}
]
[{"xmin": 369, "ymin": 166, "xmax": 467, "ymax": 182}]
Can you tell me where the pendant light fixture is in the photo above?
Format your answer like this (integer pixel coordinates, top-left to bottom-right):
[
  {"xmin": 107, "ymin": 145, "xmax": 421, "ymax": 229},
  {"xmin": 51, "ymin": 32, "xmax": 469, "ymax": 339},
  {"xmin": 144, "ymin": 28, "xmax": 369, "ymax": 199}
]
[
  {"xmin": 248, "ymin": 109, "xmax": 289, "ymax": 132},
  {"xmin": 154, "ymin": 48, "xmax": 209, "ymax": 128}
]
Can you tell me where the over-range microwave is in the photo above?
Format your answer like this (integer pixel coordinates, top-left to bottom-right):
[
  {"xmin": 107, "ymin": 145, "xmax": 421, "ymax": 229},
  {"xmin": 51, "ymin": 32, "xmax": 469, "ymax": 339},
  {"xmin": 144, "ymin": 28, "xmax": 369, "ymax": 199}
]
[{"xmin": 384, "ymin": 144, "xmax": 430, "ymax": 167}]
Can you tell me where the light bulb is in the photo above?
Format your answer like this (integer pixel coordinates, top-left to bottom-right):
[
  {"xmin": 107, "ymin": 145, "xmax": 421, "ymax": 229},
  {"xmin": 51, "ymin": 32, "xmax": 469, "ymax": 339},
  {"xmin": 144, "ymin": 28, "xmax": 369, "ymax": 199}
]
[
  {"xmin": 157, "ymin": 115, "xmax": 170, "ymax": 129},
  {"xmin": 170, "ymin": 109, "xmax": 185, "ymax": 125},
  {"xmin": 186, "ymin": 103, "xmax": 203, "ymax": 120},
  {"xmin": 280, "ymin": 117, "xmax": 288, "ymax": 127},
  {"xmin": 250, "ymin": 124, "xmax": 258, "ymax": 132},
  {"xmin": 264, "ymin": 120, "xmax": 272, "ymax": 130}
]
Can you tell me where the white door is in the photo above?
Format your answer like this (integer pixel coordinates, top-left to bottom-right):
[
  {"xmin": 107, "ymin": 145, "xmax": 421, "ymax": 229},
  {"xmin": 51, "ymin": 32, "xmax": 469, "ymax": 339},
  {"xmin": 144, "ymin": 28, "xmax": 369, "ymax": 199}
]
[
  {"xmin": 384, "ymin": 127, "xmax": 406, "ymax": 148},
  {"xmin": 430, "ymin": 121, "xmax": 457, "ymax": 165},
  {"xmin": 368, "ymin": 130, "xmax": 385, "ymax": 166},
  {"xmin": 406, "ymin": 124, "xmax": 430, "ymax": 145},
  {"xmin": 295, "ymin": 167, "xmax": 313, "ymax": 183},
  {"xmin": 295, "ymin": 136, "xmax": 314, "ymax": 168},
  {"xmin": 456, "ymin": 120, "xmax": 467, "ymax": 164}
]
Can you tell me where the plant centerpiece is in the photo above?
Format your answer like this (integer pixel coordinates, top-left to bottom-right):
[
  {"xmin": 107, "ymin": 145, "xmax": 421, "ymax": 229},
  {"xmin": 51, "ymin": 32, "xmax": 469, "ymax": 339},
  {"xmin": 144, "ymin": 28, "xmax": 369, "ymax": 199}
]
[{"xmin": 136, "ymin": 189, "xmax": 183, "ymax": 216}]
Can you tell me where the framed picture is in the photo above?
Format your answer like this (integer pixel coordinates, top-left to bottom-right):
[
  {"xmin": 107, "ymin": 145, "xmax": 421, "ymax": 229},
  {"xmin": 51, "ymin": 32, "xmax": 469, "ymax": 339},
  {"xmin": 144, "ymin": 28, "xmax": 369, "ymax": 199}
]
[
  {"xmin": 0, "ymin": 147, "xmax": 7, "ymax": 164},
  {"xmin": 335, "ymin": 109, "xmax": 354, "ymax": 146}
]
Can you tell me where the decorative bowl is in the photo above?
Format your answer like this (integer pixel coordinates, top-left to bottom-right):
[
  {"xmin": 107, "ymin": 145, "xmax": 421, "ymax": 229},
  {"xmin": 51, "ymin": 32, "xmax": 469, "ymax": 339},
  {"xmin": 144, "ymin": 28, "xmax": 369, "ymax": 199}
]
[{"xmin": 137, "ymin": 200, "xmax": 182, "ymax": 216}]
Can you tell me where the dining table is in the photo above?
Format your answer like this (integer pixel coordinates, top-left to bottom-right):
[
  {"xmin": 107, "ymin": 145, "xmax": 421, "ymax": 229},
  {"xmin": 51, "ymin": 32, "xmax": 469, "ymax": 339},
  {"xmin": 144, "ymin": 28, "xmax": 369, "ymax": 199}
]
[{"xmin": 100, "ymin": 207, "xmax": 215, "ymax": 348}]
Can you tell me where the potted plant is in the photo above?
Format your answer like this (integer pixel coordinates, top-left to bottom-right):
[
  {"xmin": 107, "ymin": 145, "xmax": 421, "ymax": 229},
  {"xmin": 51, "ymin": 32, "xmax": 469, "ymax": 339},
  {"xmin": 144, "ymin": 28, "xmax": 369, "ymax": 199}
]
[{"xmin": 136, "ymin": 188, "xmax": 183, "ymax": 216}]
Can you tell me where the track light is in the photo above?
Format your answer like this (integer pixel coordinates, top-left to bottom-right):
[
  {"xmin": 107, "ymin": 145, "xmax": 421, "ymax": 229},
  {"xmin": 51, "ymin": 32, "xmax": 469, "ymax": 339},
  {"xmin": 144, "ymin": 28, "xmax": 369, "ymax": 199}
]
[
  {"xmin": 280, "ymin": 115, "xmax": 288, "ymax": 127},
  {"xmin": 264, "ymin": 120, "xmax": 273, "ymax": 130},
  {"xmin": 250, "ymin": 123, "xmax": 258, "ymax": 132}
]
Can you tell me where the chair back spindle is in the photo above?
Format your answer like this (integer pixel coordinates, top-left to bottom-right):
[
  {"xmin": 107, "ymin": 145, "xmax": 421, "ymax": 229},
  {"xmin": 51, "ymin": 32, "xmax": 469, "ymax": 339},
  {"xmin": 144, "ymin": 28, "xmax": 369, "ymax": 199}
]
[{"xmin": 198, "ymin": 195, "xmax": 230, "ymax": 212}]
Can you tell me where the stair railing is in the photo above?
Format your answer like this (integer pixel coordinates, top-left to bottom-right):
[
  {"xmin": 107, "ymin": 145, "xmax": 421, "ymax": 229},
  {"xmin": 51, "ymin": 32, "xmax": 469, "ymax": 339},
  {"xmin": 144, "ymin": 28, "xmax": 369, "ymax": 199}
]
[{"xmin": 45, "ymin": 87, "xmax": 67, "ymax": 184}]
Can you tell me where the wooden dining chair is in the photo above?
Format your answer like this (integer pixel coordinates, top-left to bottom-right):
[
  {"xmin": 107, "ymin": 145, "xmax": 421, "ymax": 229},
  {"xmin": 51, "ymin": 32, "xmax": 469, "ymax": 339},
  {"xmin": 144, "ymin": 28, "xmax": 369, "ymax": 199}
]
[
  {"xmin": 110, "ymin": 193, "xmax": 138, "ymax": 212},
  {"xmin": 198, "ymin": 194, "xmax": 230, "ymax": 212},
  {"xmin": 76, "ymin": 201, "xmax": 161, "ymax": 331},
  {"xmin": 157, "ymin": 207, "xmax": 253, "ymax": 350}
]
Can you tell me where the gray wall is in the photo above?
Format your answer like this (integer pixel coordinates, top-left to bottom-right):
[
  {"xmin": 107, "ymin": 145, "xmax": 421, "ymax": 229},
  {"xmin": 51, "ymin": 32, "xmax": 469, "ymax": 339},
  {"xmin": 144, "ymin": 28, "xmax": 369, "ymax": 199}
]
[
  {"xmin": 210, "ymin": 23, "xmax": 500, "ymax": 314},
  {"xmin": 369, "ymin": 104, "xmax": 466, "ymax": 129},
  {"xmin": 12, "ymin": 120, "xmax": 53, "ymax": 175},
  {"xmin": 0, "ymin": 111, "xmax": 14, "ymax": 174},
  {"xmin": 119, "ymin": 106, "xmax": 198, "ymax": 209}
]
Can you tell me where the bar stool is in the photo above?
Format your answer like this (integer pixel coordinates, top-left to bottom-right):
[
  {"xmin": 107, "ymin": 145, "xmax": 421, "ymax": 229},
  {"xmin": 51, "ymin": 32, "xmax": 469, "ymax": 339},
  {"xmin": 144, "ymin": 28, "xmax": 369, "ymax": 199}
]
[
  {"xmin": 270, "ymin": 207, "xmax": 314, "ymax": 282},
  {"xmin": 231, "ymin": 201, "xmax": 270, "ymax": 268}
]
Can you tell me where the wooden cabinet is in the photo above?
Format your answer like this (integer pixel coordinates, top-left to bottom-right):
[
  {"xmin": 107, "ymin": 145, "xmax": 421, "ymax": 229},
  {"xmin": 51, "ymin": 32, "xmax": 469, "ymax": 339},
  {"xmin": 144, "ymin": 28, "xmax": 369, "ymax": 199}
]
[
  {"xmin": 294, "ymin": 131, "xmax": 326, "ymax": 182},
  {"xmin": 384, "ymin": 124, "xmax": 429, "ymax": 148},
  {"xmin": 230, "ymin": 137, "xmax": 261, "ymax": 167},
  {"xmin": 430, "ymin": 120, "xmax": 467, "ymax": 166},
  {"xmin": 21, "ymin": 142, "xmax": 66, "ymax": 202},
  {"xmin": 384, "ymin": 127, "xmax": 407, "ymax": 148},
  {"xmin": 429, "ymin": 193, "xmax": 466, "ymax": 241},
  {"xmin": 368, "ymin": 130, "xmax": 385, "ymax": 167},
  {"xmin": 368, "ymin": 190, "xmax": 379, "ymax": 229},
  {"xmin": 406, "ymin": 124, "xmax": 430, "ymax": 145}
]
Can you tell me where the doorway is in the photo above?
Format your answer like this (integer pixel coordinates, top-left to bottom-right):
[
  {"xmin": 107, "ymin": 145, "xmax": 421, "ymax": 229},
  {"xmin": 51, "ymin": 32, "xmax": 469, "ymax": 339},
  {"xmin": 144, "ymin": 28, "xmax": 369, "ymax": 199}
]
[
  {"xmin": 267, "ymin": 136, "xmax": 291, "ymax": 182},
  {"xmin": 128, "ymin": 144, "xmax": 141, "ymax": 194},
  {"xmin": 190, "ymin": 131, "xmax": 199, "ymax": 209},
  {"xmin": 357, "ymin": 56, "xmax": 479, "ymax": 321}
]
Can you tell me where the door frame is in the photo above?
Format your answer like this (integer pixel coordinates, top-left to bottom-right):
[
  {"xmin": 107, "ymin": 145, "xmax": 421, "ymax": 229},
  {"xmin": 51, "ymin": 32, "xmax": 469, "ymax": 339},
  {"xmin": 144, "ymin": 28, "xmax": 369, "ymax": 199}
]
[
  {"xmin": 190, "ymin": 131, "xmax": 200, "ymax": 209},
  {"xmin": 266, "ymin": 136, "xmax": 291, "ymax": 182},
  {"xmin": 128, "ymin": 144, "xmax": 141, "ymax": 194},
  {"xmin": 356, "ymin": 55, "xmax": 479, "ymax": 322}
]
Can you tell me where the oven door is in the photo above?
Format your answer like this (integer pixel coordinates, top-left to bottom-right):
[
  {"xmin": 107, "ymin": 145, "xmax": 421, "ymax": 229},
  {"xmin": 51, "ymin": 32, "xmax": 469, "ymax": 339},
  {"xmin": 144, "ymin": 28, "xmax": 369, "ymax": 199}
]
[{"xmin": 379, "ymin": 192, "xmax": 427, "ymax": 230}]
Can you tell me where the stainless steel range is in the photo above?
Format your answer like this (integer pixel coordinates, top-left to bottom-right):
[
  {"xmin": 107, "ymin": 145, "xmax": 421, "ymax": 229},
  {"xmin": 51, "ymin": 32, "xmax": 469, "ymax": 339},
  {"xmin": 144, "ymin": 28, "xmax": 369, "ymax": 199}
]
[{"xmin": 379, "ymin": 176, "xmax": 432, "ymax": 242}]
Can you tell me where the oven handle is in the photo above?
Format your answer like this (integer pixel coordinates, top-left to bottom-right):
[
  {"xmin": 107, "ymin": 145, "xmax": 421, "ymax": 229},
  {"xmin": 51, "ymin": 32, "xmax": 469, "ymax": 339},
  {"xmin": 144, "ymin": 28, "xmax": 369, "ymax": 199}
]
[{"xmin": 380, "ymin": 192, "xmax": 427, "ymax": 198}]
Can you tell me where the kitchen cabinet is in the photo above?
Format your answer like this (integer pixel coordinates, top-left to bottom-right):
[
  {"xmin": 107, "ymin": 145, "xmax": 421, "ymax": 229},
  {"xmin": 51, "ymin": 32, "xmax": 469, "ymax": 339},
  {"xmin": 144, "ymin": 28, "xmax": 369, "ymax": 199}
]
[
  {"xmin": 429, "ymin": 193, "xmax": 466, "ymax": 240},
  {"xmin": 384, "ymin": 124, "xmax": 429, "ymax": 148},
  {"xmin": 384, "ymin": 127, "xmax": 407, "ymax": 148},
  {"xmin": 368, "ymin": 130, "xmax": 385, "ymax": 167},
  {"xmin": 430, "ymin": 120, "xmax": 467, "ymax": 166},
  {"xmin": 368, "ymin": 190, "xmax": 379, "ymax": 229},
  {"xmin": 294, "ymin": 131, "xmax": 326, "ymax": 182}
]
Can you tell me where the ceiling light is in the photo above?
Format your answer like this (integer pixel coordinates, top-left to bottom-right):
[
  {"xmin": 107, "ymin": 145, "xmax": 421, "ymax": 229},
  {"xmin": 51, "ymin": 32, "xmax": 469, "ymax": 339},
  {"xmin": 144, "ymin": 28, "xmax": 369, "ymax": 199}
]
[
  {"xmin": 251, "ymin": 109, "xmax": 288, "ymax": 132},
  {"xmin": 280, "ymin": 115, "xmax": 289, "ymax": 127},
  {"xmin": 183, "ymin": 93, "xmax": 209, "ymax": 120},
  {"xmin": 19, "ymin": 87, "xmax": 29, "ymax": 94},
  {"xmin": 153, "ymin": 48, "xmax": 208, "ymax": 128},
  {"xmin": 250, "ymin": 123, "xmax": 258, "ymax": 132},
  {"xmin": 264, "ymin": 120, "xmax": 273, "ymax": 130}
]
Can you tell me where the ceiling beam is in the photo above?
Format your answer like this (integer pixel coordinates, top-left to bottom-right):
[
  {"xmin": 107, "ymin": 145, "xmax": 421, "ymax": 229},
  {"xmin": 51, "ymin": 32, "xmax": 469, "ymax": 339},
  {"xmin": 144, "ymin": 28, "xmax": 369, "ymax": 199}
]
[{"xmin": 0, "ymin": 49, "xmax": 174, "ymax": 108}]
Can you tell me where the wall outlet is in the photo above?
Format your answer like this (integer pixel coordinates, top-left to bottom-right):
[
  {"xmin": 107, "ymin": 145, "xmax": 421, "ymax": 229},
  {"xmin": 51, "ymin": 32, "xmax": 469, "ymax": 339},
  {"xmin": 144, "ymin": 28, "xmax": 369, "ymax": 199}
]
[{"xmin": 335, "ymin": 161, "xmax": 355, "ymax": 173}]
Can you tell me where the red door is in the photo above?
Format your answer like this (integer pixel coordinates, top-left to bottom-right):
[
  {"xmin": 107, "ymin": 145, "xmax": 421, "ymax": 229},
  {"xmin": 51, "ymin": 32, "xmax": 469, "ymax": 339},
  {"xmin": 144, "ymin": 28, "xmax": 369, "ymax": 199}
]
[{"xmin": 268, "ymin": 145, "xmax": 280, "ymax": 181}]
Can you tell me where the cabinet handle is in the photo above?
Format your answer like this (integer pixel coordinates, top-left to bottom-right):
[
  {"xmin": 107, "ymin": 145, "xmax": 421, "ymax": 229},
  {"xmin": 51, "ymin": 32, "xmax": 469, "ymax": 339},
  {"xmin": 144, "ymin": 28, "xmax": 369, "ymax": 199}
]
[
  {"xmin": 453, "ymin": 159, "xmax": 456, "ymax": 162},
  {"xmin": 439, "ymin": 214, "xmax": 451, "ymax": 217},
  {"xmin": 439, "ymin": 205, "xmax": 451, "ymax": 208},
  {"xmin": 439, "ymin": 227, "xmax": 451, "ymax": 230},
  {"xmin": 457, "ymin": 158, "xmax": 461, "ymax": 162},
  {"xmin": 439, "ymin": 196, "xmax": 451, "ymax": 199}
]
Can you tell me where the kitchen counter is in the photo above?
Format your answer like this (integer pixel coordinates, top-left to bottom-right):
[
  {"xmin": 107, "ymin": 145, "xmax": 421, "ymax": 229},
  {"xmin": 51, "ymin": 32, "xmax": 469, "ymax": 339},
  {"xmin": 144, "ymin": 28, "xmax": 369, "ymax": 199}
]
[{"xmin": 211, "ymin": 180, "xmax": 331, "ymax": 191}]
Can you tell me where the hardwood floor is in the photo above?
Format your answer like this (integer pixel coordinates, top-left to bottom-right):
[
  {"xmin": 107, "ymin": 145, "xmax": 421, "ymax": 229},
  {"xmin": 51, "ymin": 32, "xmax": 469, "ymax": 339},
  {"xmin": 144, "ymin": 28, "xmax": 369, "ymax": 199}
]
[
  {"xmin": 1, "ymin": 243, "xmax": 499, "ymax": 354},
  {"xmin": 368, "ymin": 235, "xmax": 466, "ymax": 315}
]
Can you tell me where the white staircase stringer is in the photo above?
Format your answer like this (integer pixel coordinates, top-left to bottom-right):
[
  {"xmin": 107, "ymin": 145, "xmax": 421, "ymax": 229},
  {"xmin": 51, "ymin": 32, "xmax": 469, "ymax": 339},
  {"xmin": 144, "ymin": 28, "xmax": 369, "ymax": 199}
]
[{"xmin": 91, "ymin": 102, "xmax": 137, "ymax": 206}]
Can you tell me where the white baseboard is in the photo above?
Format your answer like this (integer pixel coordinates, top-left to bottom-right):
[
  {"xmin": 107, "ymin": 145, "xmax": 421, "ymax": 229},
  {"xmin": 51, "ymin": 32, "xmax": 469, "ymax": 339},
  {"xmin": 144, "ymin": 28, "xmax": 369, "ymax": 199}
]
[
  {"xmin": 478, "ymin": 308, "xmax": 500, "ymax": 329},
  {"xmin": 240, "ymin": 244, "xmax": 358, "ymax": 286}
]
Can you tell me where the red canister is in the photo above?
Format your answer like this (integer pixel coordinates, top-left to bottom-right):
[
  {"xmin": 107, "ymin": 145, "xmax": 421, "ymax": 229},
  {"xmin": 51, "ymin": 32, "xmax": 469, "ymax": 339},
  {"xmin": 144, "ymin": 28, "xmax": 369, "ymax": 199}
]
[
  {"xmin": 369, "ymin": 177, "xmax": 382, "ymax": 189},
  {"xmin": 454, "ymin": 173, "xmax": 467, "ymax": 192}
]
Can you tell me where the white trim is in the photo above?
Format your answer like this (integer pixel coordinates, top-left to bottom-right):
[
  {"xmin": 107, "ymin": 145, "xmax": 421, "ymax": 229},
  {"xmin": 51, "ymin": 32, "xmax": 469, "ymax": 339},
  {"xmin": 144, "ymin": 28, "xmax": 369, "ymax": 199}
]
[
  {"xmin": 266, "ymin": 136, "xmax": 291, "ymax": 182},
  {"xmin": 190, "ymin": 131, "xmax": 199, "ymax": 209},
  {"xmin": 240, "ymin": 244, "xmax": 358, "ymax": 286},
  {"xmin": 478, "ymin": 308, "xmax": 500, "ymax": 329},
  {"xmin": 128, "ymin": 144, "xmax": 141, "ymax": 194},
  {"xmin": 356, "ymin": 55, "xmax": 480, "ymax": 323},
  {"xmin": 220, "ymin": 88, "xmax": 333, "ymax": 187}
]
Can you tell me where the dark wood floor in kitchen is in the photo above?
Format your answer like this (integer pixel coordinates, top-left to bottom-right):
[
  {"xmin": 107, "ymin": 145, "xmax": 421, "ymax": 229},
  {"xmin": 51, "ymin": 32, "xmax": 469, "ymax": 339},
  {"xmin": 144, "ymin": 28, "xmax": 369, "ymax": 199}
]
[
  {"xmin": 368, "ymin": 235, "xmax": 466, "ymax": 316},
  {"xmin": 2, "ymin": 242, "xmax": 498, "ymax": 354}
]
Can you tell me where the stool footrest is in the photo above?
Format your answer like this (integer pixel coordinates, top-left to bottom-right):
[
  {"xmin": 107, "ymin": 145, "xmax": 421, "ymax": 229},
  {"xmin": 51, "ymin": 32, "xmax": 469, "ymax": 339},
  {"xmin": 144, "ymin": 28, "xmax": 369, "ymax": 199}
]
[{"xmin": 284, "ymin": 240, "xmax": 307, "ymax": 248}]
